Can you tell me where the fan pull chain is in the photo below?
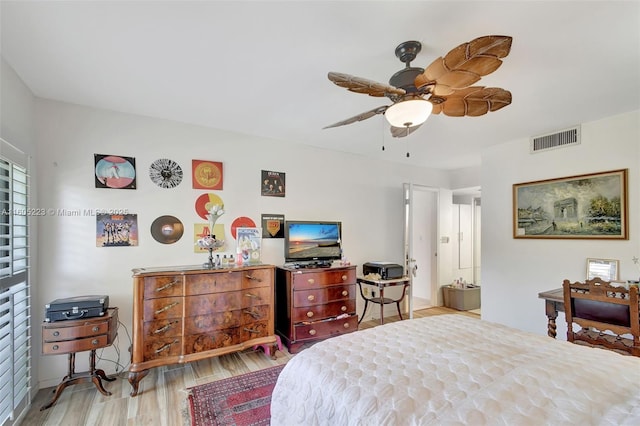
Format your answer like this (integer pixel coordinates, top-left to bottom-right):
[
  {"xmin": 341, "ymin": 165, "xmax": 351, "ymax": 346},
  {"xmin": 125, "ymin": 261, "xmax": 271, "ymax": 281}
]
[
  {"xmin": 381, "ymin": 117, "xmax": 386, "ymax": 151},
  {"xmin": 405, "ymin": 125, "xmax": 410, "ymax": 157}
]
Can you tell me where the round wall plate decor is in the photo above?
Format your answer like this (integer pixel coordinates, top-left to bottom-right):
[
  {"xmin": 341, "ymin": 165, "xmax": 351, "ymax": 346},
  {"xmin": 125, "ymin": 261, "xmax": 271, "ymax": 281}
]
[
  {"xmin": 149, "ymin": 158, "xmax": 183, "ymax": 188},
  {"xmin": 151, "ymin": 215, "xmax": 184, "ymax": 244},
  {"xmin": 194, "ymin": 193, "xmax": 224, "ymax": 220},
  {"xmin": 231, "ymin": 216, "xmax": 256, "ymax": 239}
]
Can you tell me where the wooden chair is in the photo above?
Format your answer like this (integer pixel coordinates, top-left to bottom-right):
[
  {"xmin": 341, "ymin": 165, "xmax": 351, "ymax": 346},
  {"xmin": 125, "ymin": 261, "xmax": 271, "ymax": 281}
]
[{"xmin": 563, "ymin": 277, "xmax": 639, "ymax": 356}]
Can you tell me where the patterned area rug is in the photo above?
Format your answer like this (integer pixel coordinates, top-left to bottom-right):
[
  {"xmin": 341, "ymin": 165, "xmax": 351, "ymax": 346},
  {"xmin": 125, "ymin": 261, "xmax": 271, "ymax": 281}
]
[{"xmin": 188, "ymin": 364, "xmax": 285, "ymax": 426}]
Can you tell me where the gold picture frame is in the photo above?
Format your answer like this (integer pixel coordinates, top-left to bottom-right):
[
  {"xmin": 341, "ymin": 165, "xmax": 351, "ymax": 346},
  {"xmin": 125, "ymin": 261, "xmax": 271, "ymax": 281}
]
[{"xmin": 513, "ymin": 169, "xmax": 628, "ymax": 239}]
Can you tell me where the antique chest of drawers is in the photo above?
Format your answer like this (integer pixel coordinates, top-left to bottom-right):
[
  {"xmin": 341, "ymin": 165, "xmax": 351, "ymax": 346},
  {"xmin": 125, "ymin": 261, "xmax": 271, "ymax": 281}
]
[
  {"xmin": 275, "ymin": 265, "xmax": 357, "ymax": 353},
  {"xmin": 128, "ymin": 265, "xmax": 276, "ymax": 396}
]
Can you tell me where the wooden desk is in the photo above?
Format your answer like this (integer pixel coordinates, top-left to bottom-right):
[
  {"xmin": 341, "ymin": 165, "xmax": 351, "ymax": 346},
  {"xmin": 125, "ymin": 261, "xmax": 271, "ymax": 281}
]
[
  {"xmin": 357, "ymin": 276, "xmax": 410, "ymax": 325},
  {"xmin": 538, "ymin": 288, "xmax": 563, "ymax": 338},
  {"xmin": 41, "ymin": 307, "xmax": 118, "ymax": 410}
]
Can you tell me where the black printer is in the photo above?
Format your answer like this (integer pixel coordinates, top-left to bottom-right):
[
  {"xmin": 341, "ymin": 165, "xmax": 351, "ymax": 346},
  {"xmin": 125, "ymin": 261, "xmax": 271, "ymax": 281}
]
[{"xmin": 362, "ymin": 262, "xmax": 404, "ymax": 279}]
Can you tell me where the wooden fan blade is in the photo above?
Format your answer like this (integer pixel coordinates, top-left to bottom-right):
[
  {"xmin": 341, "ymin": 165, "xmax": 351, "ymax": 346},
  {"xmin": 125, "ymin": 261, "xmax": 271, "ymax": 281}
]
[
  {"xmin": 323, "ymin": 105, "xmax": 389, "ymax": 129},
  {"xmin": 429, "ymin": 86, "xmax": 512, "ymax": 117},
  {"xmin": 328, "ymin": 72, "xmax": 406, "ymax": 98},
  {"xmin": 390, "ymin": 124, "xmax": 422, "ymax": 138},
  {"xmin": 415, "ymin": 35, "xmax": 512, "ymax": 92}
]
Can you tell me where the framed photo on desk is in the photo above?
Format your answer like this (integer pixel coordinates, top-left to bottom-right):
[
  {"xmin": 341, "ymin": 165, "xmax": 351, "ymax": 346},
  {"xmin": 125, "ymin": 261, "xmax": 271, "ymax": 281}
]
[{"xmin": 586, "ymin": 258, "xmax": 619, "ymax": 281}]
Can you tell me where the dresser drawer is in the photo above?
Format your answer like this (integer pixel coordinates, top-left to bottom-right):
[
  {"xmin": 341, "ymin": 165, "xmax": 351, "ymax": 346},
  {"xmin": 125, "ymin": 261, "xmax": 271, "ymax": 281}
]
[
  {"xmin": 43, "ymin": 321, "xmax": 109, "ymax": 341},
  {"xmin": 143, "ymin": 296, "xmax": 183, "ymax": 321},
  {"xmin": 185, "ymin": 292, "xmax": 242, "ymax": 315},
  {"xmin": 142, "ymin": 318, "xmax": 182, "ymax": 339},
  {"xmin": 143, "ymin": 337, "xmax": 182, "ymax": 361},
  {"xmin": 144, "ymin": 275, "xmax": 183, "ymax": 299},
  {"xmin": 43, "ymin": 334, "xmax": 109, "ymax": 354},
  {"xmin": 185, "ymin": 271, "xmax": 241, "ymax": 295},
  {"xmin": 292, "ymin": 299, "xmax": 356, "ymax": 322},
  {"xmin": 241, "ymin": 304, "xmax": 271, "ymax": 324},
  {"xmin": 292, "ymin": 268, "xmax": 355, "ymax": 290},
  {"xmin": 242, "ymin": 267, "xmax": 273, "ymax": 289},
  {"xmin": 241, "ymin": 286, "xmax": 272, "ymax": 308},
  {"xmin": 183, "ymin": 328, "xmax": 241, "ymax": 354},
  {"xmin": 293, "ymin": 284, "xmax": 355, "ymax": 307},
  {"xmin": 183, "ymin": 310, "xmax": 242, "ymax": 335},
  {"xmin": 241, "ymin": 320, "xmax": 271, "ymax": 340},
  {"xmin": 294, "ymin": 315, "xmax": 357, "ymax": 342}
]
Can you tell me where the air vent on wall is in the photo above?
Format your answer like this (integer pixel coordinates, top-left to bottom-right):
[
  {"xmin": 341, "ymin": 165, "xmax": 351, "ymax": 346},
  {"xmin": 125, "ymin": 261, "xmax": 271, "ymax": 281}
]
[{"xmin": 530, "ymin": 126, "xmax": 581, "ymax": 153}]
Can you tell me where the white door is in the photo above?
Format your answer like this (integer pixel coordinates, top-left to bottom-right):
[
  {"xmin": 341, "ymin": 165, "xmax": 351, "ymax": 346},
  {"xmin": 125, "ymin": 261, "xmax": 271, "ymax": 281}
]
[{"xmin": 403, "ymin": 183, "xmax": 438, "ymax": 317}]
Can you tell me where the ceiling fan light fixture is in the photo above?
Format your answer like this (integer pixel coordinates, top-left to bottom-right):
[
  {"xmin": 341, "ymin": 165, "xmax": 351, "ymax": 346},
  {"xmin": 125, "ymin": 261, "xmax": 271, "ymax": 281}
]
[{"xmin": 384, "ymin": 99, "xmax": 432, "ymax": 128}]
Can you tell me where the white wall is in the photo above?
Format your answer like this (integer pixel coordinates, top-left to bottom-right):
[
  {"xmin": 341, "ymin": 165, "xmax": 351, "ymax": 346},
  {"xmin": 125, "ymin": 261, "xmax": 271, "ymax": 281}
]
[
  {"xmin": 33, "ymin": 98, "xmax": 452, "ymax": 387},
  {"xmin": 481, "ymin": 111, "xmax": 640, "ymax": 338}
]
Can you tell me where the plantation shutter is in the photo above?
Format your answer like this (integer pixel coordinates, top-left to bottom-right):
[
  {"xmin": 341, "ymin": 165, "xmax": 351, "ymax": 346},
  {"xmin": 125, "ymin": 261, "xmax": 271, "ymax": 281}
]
[{"xmin": 0, "ymin": 138, "xmax": 31, "ymax": 425}]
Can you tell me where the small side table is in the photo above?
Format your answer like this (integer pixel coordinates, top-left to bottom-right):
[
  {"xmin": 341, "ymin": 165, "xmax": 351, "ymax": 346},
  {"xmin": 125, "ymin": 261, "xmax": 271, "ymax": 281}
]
[
  {"xmin": 357, "ymin": 276, "xmax": 410, "ymax": 325},
  {"xmin": 41, "ymin": 307, "xmax": 118, "ymax": 410}
]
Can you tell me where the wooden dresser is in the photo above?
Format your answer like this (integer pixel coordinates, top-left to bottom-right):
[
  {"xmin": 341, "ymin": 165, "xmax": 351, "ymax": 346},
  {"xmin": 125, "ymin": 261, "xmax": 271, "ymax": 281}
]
[
  {"xmin": 128, "ymin": 265, "xmax": 276, "ymax": 396},
  {"xmin": 275, "ymin": 265, "xmax": 358, "ymax": 353}
]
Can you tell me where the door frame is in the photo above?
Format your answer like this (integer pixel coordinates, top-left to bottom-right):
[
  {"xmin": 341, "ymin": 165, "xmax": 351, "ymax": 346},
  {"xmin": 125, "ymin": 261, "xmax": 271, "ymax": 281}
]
[{"xmin": 403, "ymin": 183, "xmax": 440, "ymax": 318}]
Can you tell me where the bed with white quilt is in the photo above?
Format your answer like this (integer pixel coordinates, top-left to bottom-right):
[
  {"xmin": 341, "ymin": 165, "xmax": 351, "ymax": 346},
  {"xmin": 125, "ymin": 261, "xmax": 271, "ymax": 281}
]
[{"xmin": 271, "ymin": 314, "xmax": 640, "ymax": 425}]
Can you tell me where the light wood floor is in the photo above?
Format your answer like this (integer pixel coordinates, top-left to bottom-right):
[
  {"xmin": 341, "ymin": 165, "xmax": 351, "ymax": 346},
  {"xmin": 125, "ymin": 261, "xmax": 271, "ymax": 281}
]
[{"xmin": 20, "ymin": 307, "xmax": 478, "ymax": 426}]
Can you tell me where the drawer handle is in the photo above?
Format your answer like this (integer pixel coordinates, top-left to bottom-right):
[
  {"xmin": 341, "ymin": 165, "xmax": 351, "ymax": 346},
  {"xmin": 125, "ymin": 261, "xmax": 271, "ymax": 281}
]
[
  {"xmin": 243, "ymin": 327, "xmax": 260, "ymax": 334},
  {"xmin": 342, "ymin": 275, "xmax": 347, "ymax": 281},
  {"xmin": 341, "ymin": 306, "xmax": 347, "ymax": 312},
  {"xmin": 155, "ymin": 302, "xmax": 179, "ymax": 315},
  {"xmin": 92, "ymin": 339, "xmax": 99, "ymax": 345},
  {"xmin": 341, "ymin": 290, "xmax": 348, "ymax": 297},
  {"xmin": 52, "ymin": 345, "xmax": 59, "ymax": 351},
  {"xmin": 92, "ymin": 326, "xmax": 100, "ymax": 332},
  {"xmin": 307, "ymin": 278, "xmax": 315, "ymax": 285},
  {"xmin": 307, "ymin": 311, "xmax": 314, "ymax": 318},
  {"xmin": 154, "ymin": 320, "xmax": 179, "ymax": 334},
  {"xmin": 344, "ymin": 323, "xmax": 350, "ymax": 329},
  {"xmin": 156, "ymin": 279, "xmax": 179, "ymax": 293},
  {"xmin": 245, "ymin": 274, "xmax": 262, "ymax": 282},
  {"xmin": 245, "ymin": 293, "xmax": 259, "ymax": 299},
  {"xmin": 243, "ymin": 309, "xmax": 262, "ymax": 319},
  {"xmin": 53, "ymin": 331, "xmax": 60, "ymax": 337},
  {"xmin": 309, "ymin": 329, "xmax": 317, "ymax": 336},
  {"xmin": 155, "ymin": 339, "xmax": 179, "ymax": 354},
  {"xmin": 307, "ymin": 295, "xmax": 315, "ymax": 301}
]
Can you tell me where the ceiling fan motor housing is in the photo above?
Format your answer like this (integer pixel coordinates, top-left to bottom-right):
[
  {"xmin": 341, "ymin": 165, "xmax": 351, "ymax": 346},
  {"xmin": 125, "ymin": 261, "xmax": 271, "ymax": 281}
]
[{"xmin": 389, "ymin": 67, "xmax": 424, "ymax": 94}]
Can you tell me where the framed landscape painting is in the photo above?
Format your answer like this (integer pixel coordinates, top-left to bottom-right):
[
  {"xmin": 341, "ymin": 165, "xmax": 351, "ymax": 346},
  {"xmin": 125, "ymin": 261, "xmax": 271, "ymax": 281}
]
[{"xmin": 513, "ymin": 169, "xmax": 628, "ymax": 239}]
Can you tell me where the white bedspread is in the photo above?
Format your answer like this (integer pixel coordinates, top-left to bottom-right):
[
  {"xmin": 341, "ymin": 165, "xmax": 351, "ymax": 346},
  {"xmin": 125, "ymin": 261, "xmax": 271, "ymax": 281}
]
[{"xmin": 271, "ymin": 314, "xmax": 640, "ymax": 425}]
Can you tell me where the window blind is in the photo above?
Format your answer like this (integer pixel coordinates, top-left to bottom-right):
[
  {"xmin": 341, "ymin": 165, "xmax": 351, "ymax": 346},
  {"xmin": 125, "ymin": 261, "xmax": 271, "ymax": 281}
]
[{"xmin": 0, "ymin": 139, "xmax": 32, "ymax": 425}]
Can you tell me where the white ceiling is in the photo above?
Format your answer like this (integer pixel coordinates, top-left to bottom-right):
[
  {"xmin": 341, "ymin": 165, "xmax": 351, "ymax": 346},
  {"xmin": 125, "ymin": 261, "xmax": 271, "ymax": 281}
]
[{"xmin": 2, "ymin": 1, "xmax": 639, "ymax": 170}]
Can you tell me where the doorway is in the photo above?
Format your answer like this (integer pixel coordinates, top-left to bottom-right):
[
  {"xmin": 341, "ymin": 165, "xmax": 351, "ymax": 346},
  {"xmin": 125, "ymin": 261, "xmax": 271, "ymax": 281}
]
[{"xmin": 403, "ymin": 184, "xmax": 438, "ymax": 316}]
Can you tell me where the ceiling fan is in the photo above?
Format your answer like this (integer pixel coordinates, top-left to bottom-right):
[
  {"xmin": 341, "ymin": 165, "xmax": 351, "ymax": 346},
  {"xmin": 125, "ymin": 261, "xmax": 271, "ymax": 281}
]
[{"xmin": 324, "ymin": 35, "xmax": 513, "ymax": 139}]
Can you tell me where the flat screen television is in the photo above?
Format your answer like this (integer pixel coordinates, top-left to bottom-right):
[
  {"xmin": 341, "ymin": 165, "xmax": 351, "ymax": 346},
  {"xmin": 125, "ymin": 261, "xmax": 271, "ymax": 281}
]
[{"xmin": 284, "ymin": 220, "xmax": 342, "ymax": 267}]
